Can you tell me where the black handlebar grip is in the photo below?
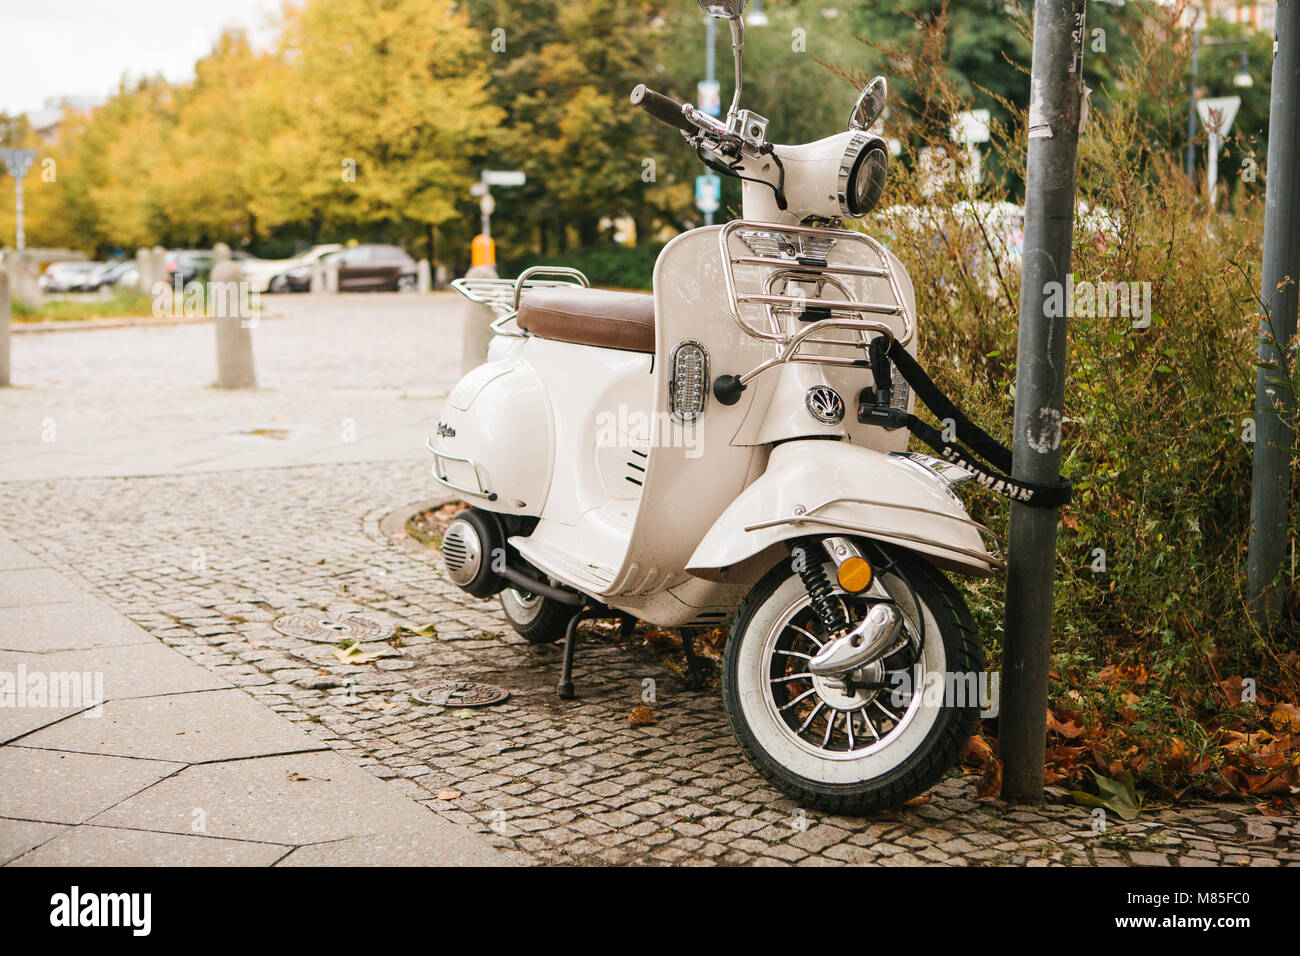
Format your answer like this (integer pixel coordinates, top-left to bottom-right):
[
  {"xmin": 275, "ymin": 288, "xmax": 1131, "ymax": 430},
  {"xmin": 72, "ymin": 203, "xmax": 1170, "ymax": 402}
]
[{"xmin": 630, "ymin": 84, "xmax": 694, "ymax": 133}]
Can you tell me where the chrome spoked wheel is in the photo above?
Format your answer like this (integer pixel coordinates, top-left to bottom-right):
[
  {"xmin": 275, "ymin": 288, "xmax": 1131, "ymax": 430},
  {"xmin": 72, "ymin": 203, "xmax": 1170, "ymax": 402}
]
[
  {"xmin": 722, "ymin": 545, "xmax": 983, "ymax": 813},
  {"xmin": 761, "ymin": 585, "xmax": 924, "ymax": 761}
]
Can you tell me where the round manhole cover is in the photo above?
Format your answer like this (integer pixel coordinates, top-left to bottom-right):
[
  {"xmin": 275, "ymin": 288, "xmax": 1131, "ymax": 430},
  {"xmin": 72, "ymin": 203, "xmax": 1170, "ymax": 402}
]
[
  {"xmin": 412, "ymin": 681, "xmax": 510, "ymax": 707},
  {"xmin": 272, "ymin": 614, "xmax": 394, "ymax": 644}
]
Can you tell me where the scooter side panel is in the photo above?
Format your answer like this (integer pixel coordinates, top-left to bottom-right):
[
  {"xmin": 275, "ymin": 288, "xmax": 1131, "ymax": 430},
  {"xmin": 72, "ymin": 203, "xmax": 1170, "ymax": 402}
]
[{"xmin": 607, "ymin": 227, "xmax": 772, "ymax": 605}]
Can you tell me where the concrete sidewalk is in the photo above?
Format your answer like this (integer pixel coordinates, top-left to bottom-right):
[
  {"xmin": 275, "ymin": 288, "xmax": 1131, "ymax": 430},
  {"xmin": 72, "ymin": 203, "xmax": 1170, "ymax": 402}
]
[{"xmin": 0, "ymin": 534, "xmax": 520, "ymax": 866}]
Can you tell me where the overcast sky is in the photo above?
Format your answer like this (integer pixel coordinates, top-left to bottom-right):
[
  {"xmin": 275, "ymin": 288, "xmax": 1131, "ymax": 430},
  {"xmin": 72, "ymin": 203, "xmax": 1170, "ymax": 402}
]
[{"xmin": 1, "ymin": 0, "xmax": 282, "ymax": 115}]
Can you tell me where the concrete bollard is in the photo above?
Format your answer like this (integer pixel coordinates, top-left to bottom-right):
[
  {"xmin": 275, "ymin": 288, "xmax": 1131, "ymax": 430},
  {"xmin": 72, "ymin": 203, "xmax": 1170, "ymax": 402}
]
[
  {"xmin": 212, "ymin": 242, "xmax": 231, "ymax": 266},
  {"xmin": 151, "ymin": 246, "xmax": 167, "ymax": 293},
  {"xmin": 309, "ymin": 259, "xmax": 325, "ymax": 293},
  {"xmin": 417, "ymin": 258, "xmax": 432, "ymax": 294},
  {"xmin": 136, "ymin": 247, "xmax": 152, "ymax": 292},
  {"xmin": 212, "ymin": 259, "xmax": 256, "ymax": 389},
  {"xmin": 434, "ymin": 264, "xmax": 450, "ymax": 290},
  {"xmin": 460, "ymin": 264, "xmax": 499, "ymax": 375},
  {"xmin": 12, "ymin": 252, "xmax": 41, "ymax": 310},
  {"xmin": 0, "ymin": 264, "xmax": 10, "ymax": 387},
  {"xmin": 324, "ymin": 260, "xmax": 340, "ymax": 294}
]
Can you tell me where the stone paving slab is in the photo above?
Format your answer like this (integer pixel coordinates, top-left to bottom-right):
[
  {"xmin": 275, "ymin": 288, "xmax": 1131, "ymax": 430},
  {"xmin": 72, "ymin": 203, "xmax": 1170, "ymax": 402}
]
[
  {"xmin": 17, "ymin": 687, "xmax": 330, "ymax": 763},
  {"xmin": 0, "ymin": 600, "xmax": 156, "ymax": 653},
  {"xmin": 0, "ymin": 568, "xmax": 89, "ymax": 607},
  {"xmin": 0, "ymin": 747, "xmax": 183, "ymax": 824},
  {"xmin": 0, "ymin": 539, "xmax": 42, "ymax": 571},
  {"xmin": 0, "ymin": 699, "xmax": 89, "ymax": 746},
  {"xmin": 91, "ymin": 750, "xmax": 519, "ymax": 865},
  {"xmin": 10, "ymin": 825, "xmax": 290, "ymax": 867},
  {"xmin": 0, "ymin": 818, "xmax": 69, "ymax": 865},
  {"xmin": 0, "ymin": 642, "xmax": 232, "ymax": 703}
]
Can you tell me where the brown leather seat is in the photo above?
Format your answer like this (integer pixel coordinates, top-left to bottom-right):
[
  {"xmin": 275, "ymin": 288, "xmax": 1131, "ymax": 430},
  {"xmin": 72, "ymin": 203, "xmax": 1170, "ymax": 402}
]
[{"xmin": 517, "ymin": 287, "xmax": 655, "ymax": 353}]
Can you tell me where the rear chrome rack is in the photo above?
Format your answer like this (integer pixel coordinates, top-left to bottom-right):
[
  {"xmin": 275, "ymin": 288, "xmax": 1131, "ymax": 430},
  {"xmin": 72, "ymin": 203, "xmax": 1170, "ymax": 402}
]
[
  {"xmin": 451, "ymin": 266, "xmax": 590, "ymax": 339},
  {"xmin": 425, "ymin": 437, "xmax": 496, "ymax": 502},
  {"xmin": 718, "ymin": 220, "xmax": 914, "ymax": 387}
]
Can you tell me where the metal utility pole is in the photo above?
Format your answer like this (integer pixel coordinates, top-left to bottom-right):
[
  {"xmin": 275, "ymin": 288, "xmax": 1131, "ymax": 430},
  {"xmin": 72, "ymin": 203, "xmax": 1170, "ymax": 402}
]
[
  {"xmin": 1247, "ymin": 0, "xmax": 1300, "ymax": 626},
  {"xmin": 1001, "ymin": 0, "xmax": 1088, "ymax": 803}
]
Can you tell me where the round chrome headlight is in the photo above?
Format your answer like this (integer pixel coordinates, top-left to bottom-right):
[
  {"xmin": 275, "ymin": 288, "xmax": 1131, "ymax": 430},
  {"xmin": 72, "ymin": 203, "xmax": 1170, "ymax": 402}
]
[{"xmin": 836, "ymin": 132, "xmax": 889, "ymax": 218}]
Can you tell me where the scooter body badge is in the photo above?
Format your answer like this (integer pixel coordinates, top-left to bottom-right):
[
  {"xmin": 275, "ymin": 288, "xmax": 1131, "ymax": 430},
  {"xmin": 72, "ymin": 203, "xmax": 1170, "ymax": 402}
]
[{"xmin": 806, "ymin": 386, "xmax": 845, "ymax": 425}]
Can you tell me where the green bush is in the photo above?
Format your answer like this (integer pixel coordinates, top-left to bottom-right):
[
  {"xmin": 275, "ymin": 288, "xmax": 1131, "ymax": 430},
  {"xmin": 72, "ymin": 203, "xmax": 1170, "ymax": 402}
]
[{"xmin": 502, "ymin": 244, "xmax": 663, "ymax": 291}]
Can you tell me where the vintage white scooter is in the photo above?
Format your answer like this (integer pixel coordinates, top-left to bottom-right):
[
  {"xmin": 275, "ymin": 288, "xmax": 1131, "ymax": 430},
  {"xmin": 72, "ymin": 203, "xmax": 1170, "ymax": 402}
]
[{"xmin": 433, "ymin": 0, "xmax": 1001, "ymax": 812}]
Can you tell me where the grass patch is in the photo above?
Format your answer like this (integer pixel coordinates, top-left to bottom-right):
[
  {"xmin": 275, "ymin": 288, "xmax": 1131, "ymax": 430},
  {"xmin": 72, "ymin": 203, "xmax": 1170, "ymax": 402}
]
[{"xmin": 14, "ymin": 290, "xmax": 157, "ymax": 323}]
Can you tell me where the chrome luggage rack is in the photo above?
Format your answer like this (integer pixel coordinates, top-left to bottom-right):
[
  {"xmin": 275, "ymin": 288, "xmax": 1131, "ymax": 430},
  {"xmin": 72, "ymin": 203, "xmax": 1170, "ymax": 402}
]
[
  {"xmin": 450, "ymin": 266, "xmax": 590, "ymax": 338},
  {"xmin": 718, "ymin": 220, "xmax": 915, "ymax": 390}
]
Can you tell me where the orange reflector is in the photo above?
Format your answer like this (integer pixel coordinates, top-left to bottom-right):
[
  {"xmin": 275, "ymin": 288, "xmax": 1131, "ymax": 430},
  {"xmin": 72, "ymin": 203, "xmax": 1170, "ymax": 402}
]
[{"xmin": 837, "ymin": 556, "xmax": 873, "ymax": 593}]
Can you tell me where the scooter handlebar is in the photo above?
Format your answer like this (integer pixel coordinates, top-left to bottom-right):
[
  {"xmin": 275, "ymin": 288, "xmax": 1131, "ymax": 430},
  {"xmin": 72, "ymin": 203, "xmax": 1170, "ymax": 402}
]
[{"xmin": 630, "ymin": 84, "xmax": 695, "ymax": 134}]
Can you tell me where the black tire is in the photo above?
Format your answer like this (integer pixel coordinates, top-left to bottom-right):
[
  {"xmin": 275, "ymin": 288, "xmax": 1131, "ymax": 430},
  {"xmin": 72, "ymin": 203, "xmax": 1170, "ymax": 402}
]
[
  {"xmin": 499, "ymin": 587, "xmax": 572, "ymax": 644},
  {"xmin": 722, "ymin": 545, "xmax": 983, "ymax": 815}
]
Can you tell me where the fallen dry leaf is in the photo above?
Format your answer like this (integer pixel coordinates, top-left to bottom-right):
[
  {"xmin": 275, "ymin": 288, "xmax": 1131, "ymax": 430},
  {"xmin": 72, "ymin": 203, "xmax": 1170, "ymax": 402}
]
[
  {"xmin": 976, "ymin": 759, "xmax": 1003, "ymax": 800},
  {"xmin": 436, "ymin": 789, "xmax": 462, "ymax": 800},
  {"xmin": 628, "ymin": 705, "xmax": 657, "ymax": 726}
]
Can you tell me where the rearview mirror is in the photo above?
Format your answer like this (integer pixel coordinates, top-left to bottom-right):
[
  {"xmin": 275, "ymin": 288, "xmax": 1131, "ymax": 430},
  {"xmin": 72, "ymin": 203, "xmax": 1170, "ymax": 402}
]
[
  {"xmin": 697, "ymin": 0, "xmax": 749, "ymax": 18},
  {"xmin": 849, "ymin": 76, "xmax": 888, "ymax": 131}
]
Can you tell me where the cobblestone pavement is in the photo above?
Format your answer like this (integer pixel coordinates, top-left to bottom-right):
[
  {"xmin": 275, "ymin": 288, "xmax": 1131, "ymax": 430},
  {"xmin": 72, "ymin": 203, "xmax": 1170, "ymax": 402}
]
[{"xmin": 1, "ymin": 461, "xmax": 1295, "ymax": 866}]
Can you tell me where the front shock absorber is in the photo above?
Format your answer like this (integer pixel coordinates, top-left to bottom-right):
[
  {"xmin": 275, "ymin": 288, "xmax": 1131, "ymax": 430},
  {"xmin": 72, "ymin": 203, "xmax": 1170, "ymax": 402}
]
[{"xmin": 789, "ymin": 540, "xmax": 849, "ymax": 636}]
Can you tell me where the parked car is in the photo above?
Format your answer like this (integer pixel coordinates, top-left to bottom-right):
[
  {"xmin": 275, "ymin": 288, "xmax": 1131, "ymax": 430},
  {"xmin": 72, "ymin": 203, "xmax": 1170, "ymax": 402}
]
[
  {"xmin": 275, "ymin": 244, "xmax": 418, "ymax": 293},
  {"xmin": 39, "ymin": 261, "xmax": 100, "ymax": 293},
  {"xmin": 163, "ymin": 250, "xmax": 214, "ymax": 285},
  {"xmin": 162, "ymin": 249, "xmax": 263, "ymax": 285},
  {"xmin": 88, "ymin": 260, "xmax": 133, "ymax": 290},
  {"xmin": 248, "ymin": 244, "xmax": 343, "ymax": 293}
]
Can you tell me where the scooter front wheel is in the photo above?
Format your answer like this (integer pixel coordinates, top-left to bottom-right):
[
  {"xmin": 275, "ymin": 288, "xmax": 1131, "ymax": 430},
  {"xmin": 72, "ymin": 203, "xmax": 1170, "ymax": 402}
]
[
  {"xmin": 499, "ymin": 587, "xmax": 572, "ymax": 644},
  {"xmin": 722, "ymin": 546, "xmax": 983, "ymax": 814}
]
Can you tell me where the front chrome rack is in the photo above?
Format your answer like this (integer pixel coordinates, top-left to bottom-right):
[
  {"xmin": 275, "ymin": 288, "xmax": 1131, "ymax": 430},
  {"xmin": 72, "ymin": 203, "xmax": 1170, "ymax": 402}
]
[
  {"xmin": 718, "ymin": 220, "xmax": 915, "ymax": 388},
  {"xmin": 451, "ymin": 266, "xmax": 591, "ymax": 338}
]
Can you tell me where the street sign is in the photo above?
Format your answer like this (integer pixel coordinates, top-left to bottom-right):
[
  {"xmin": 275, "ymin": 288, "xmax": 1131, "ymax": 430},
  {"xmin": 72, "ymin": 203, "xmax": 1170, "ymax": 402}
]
[
  {"xmin": 470, "ymin": 182, "xmax": 490, "ymax": 197},
  {"xmin": 481, "ymin": 169, "xmax": 526, "ymax": 187},
  {"xmin": 697, "ymin": 79, "xmax": 721, "ymax": 118},
  {"xmin": 695, "ymin": 173, "xmax": 721, "ymax": 214},
  {"xmin": 1197, "ymin": 95, "xmax": 1241, "ymax": 135},
  {"xmin": 1197, "ymin": 96, "xmax": 1241, "ymax": 199},
  {"xmin": 0, "ymin": 148, "xmax": 36, "ymax": 179}
]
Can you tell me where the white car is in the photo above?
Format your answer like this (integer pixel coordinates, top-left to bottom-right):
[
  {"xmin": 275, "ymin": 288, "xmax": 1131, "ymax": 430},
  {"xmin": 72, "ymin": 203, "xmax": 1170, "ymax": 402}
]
[{"xmin": 244, "ymin": 244, "xmax": 344, "ymax": 293}]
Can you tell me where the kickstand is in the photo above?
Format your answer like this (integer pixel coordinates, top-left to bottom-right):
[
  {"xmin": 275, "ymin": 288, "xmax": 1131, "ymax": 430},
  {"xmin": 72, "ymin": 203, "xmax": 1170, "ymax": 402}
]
[
  {"xmin": 557, "ymin": 607, "xmax": 592, "ymax": 700},
  {"xmin": 680, "ymin": 630, "xmax": 706, "ymax": 691}
]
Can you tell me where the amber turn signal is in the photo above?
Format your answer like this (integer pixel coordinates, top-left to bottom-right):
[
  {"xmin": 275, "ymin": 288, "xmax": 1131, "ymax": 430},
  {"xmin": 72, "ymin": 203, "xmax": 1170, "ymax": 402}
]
[{"xmin": 836, "ymin": 556, "xmax": 873, "ymax": 593}]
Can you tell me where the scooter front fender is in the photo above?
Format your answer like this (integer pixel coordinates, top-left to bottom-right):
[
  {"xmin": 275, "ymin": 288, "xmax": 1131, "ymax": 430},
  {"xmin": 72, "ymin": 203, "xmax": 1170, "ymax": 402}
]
[{"xmin": 686, "ymin": 440, "xmax": 1002, "ymax": 581}]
